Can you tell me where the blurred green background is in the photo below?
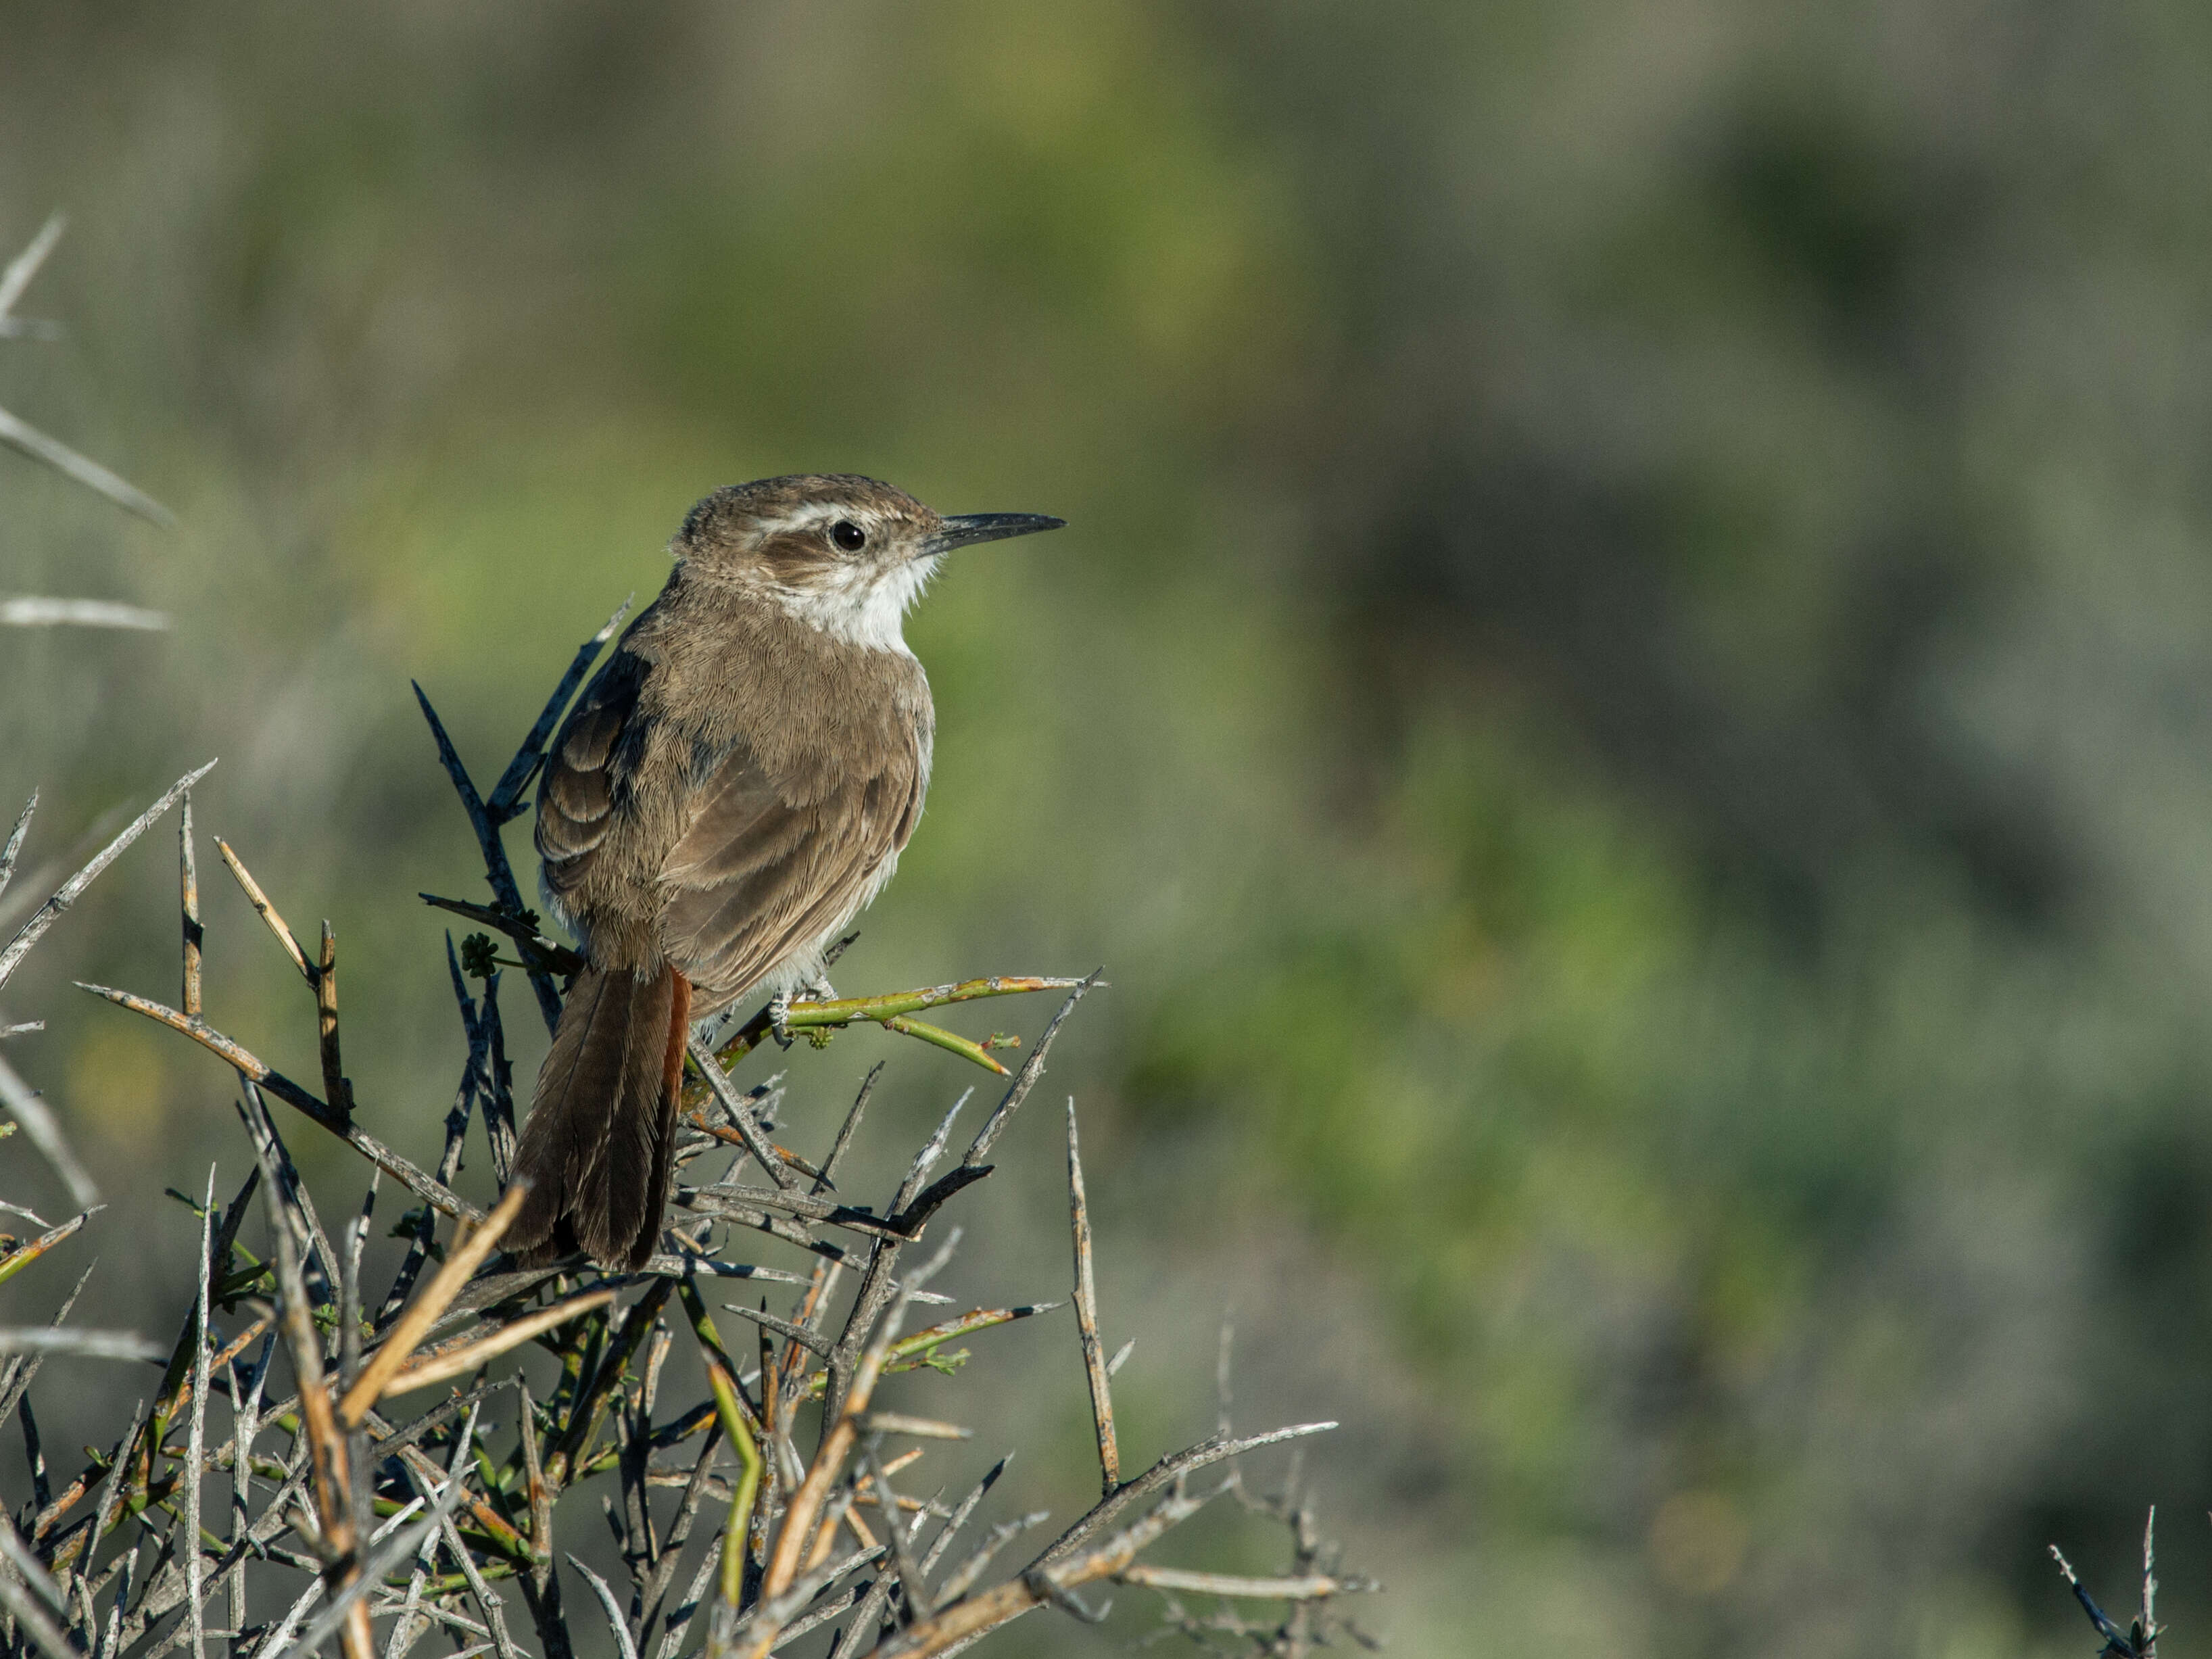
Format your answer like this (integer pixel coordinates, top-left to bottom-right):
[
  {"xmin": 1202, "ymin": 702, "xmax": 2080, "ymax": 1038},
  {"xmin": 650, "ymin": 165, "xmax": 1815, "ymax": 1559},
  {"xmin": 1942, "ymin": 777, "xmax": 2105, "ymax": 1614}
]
[{"xmin": 3, "ymin": 3, "xmax": 2210, "ymax": 1653}]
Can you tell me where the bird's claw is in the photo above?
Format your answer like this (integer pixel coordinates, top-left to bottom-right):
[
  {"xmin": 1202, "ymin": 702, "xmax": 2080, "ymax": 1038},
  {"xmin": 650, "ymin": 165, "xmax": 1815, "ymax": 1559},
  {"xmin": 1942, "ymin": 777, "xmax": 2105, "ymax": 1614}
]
[{"xmin": 768, "ymin": 991, "xmax": 795, "ymax": 1049}]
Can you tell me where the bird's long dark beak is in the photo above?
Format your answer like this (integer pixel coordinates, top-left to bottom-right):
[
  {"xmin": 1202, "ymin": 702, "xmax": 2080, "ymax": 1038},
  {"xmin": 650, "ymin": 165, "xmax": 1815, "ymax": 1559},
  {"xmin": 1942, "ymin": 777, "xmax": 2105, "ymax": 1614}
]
[{"xmin": 925, "ymin": 512, "xmax": 1066, "ymax": 556}]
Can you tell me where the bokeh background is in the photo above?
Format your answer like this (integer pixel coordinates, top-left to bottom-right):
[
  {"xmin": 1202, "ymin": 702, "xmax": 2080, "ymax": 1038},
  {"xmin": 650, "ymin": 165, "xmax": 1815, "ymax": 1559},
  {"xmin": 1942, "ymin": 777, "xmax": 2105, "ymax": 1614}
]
[{"xmin": 2, "ymin": 3, "xmax": 2209, "ymax": 1653}]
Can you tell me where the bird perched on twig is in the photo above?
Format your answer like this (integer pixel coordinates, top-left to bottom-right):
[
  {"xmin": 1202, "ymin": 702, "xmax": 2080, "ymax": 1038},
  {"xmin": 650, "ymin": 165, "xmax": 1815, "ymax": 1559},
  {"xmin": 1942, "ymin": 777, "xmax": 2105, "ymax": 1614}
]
[{"xmin": 508, "ymin": 475, "xmax": 1063, "ymax": 1268}]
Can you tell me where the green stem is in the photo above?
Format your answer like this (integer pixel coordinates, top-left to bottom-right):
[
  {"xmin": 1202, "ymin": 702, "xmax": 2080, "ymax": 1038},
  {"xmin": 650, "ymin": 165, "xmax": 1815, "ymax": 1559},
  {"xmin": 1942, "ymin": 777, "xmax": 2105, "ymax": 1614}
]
[{"xmin": 705, "ymin": 1362, "xmax": 762, "ymax": 1616}]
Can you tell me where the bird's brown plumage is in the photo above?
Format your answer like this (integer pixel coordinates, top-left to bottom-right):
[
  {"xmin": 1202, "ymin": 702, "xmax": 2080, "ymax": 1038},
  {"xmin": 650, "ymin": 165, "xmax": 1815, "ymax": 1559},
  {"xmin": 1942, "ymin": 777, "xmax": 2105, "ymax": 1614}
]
[{"xmin": 510, "ymin": 477, "xmax": 940, "ymax": 1268}]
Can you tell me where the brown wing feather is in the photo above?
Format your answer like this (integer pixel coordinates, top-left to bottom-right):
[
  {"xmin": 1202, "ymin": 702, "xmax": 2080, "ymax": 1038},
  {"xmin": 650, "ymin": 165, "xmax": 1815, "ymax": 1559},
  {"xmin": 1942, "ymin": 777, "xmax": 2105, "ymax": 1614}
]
[
  {"xmin": 536, "ymin": 648, "xmax": 649, "ymax": 909},
  {"xmin": 656, "ymin": 740, "xmax": 921, "ymax": 1007}
]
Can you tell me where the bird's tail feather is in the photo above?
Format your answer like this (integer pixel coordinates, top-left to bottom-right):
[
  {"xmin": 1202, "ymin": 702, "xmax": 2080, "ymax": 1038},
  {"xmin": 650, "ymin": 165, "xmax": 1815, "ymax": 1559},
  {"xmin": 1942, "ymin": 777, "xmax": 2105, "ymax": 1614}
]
[{"xmin": 509, "ymin": 961, "xmax": 687, "ymax": 1270}]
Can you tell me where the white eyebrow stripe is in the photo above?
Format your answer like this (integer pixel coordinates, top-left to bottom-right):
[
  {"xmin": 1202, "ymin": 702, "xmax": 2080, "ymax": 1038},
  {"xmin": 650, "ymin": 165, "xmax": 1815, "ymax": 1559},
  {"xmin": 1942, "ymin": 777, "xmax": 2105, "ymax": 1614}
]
[{"xmin": 766, "ymin": 502, "xmax": 875, "ymax": 536}]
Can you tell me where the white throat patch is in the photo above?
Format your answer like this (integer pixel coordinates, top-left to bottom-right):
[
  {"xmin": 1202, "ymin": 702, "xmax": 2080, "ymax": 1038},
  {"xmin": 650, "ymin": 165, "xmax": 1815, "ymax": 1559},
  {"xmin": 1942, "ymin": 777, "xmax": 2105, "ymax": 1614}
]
[{"xmin": 772, "ymin": 554, "xmax": 938, "ymax": 655}]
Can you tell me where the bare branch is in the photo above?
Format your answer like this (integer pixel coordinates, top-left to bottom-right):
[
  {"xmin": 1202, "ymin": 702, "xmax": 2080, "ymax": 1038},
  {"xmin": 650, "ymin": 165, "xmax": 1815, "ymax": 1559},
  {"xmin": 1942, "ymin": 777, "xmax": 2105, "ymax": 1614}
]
[
  {"xmin": 0, "ymin": 403, "xmax": 174, "ymax": 525},
  {"xmin": 0, "ymin": 212, "xmax": 66, "ymax": 320},
  {"xmin": 340, "ymin": 1182, "xmax": 530, "ymax": 1424},
  {"xmin": 80, "ymin": 985, "xmax": 481, "ymax": 1222},
  {"xmin": 1063, "ymin": 1099, "xmax": 1117, "ymax": 1494},
  {"xmin": 0, "ymin": 598, "xmax": 169, "ymax": 629}
]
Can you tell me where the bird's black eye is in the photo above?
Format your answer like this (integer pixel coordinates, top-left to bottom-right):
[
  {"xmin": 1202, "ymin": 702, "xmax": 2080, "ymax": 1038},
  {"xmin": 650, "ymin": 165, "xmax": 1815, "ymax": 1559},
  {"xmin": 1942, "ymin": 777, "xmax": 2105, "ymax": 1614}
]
[{"xmin": 831, "ymin": 520, "xmax": 867, "ymax": 552}]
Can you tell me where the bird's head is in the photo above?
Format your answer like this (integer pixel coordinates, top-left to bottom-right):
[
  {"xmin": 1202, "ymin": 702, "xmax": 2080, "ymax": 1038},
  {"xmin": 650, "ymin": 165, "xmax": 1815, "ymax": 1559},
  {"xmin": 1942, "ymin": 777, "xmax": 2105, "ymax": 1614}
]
[{"xmin": 673, "ymin": 474, "xmax": 1063, "ymax": 653}]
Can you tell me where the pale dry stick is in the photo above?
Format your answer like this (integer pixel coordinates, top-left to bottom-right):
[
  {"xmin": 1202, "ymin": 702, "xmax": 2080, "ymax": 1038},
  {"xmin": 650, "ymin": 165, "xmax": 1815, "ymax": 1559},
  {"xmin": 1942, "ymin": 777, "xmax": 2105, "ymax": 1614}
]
[
  {"xmin": 621, "ymin": 1325, "xmax": 676, "ymax": 1606},
  {"xmin": 731, "ymin": 1539, "xmax": 885, "ymax": 1655},
  {"xmin": 389, "ymin": 1398, "xmax": 485, "ymax": 1659},
  {"xmin": 437, "ymin": 1506, "xmax": 523, "ymax": 1659},
  {"xmin": 1115, "ymin": 1564, "xmax": 1372, "ymax": 1599},
  {"xmin": 384, "ymin": 1526, "xmax": 437, "ymax": 1659},
  {"xmin": 113, "ymin": 1438, "xmax": 315, "ymax": 1648},
  {"xmin": 651, "ymin": 1545, "xmax": 721, "ymax": 1659},
  {"xmin": 819, "ymin": 1068, "xmax": 881, "ymax": 1194},
  {"xmin": 913, "ymin": 1455, "xmax": 1013, "ymax": 1606},
  {"xmin": 957, "ymin": 974, "xmax": 1100, "ymax": 1171},
  {"xmin": 925, "ymin": 1512, "xmax": 1050, "ymax": 1613},
  {"xmin": 0, "ymin": 598, "xmax": 168, "ymax": 630},
  {"xmin": 821, "ymin": 1097, "xmax": 971, "ymax": 1430},
  {"xmin": 70, "ymin": 1577, "xmax": 97, "ymax": 1656},
  {"xmin": 214, "ymin": 839, "xmax": 312, "ymax": 985},
  {"xmin": 0, "ymin": 1328, "xmax": 162, "ymax": 1361},
  {"xmin": 76, "ymin": 1396, "xmax": 148, "ymax": 1601},
  {"xmin": 287, "ymin": 1489, "xmax": 464, "ymax": 1659},
  {"xmin": 262, "ymin": 1575, "xmax": 335, "ymax": 1659},
  {"xmin": 567, "ymin": 1557, "xmax": 640, "ymax": 1659},
  {"xmin": 1063, "ymin": 1099, "xmax": 1118, "ymax": 1494},
  {"xmin": 865, "ymin": 1488, "xmax": 1201, "ymax": 1659},
  {"xmin": 0, "ymin": 1508, "xmax": 66, "ymax": 1617},
  {"xmin": 97, "ymin": 1535, "xmax": 141, "ymax": 1659},
  {"xmin": 719, "ymin": 1301, "xmax": 832, "ymax": 1358},
  {"xmin": 339, "ymin": 1182, "xmax": 529, "ymax": 1425},
  {"xmin": 181, "ymin": 792, "xmax": 201, "ymax": 1019},
  {"xmin": 647, "ymin": 1255, "xmax": 809, "ymax": 1292},
  {"xmin": 744, "ymin": 1233, "xmax": 961, "ymax": 1659},
  {"xmin": 1031, "ymin": 1421, "xmax": 1339, "ymax": 1573},
  {"xmin": 820, "ymin": 978, "xmax": 1100, "ymax": 1441},
  {"xmin": 235, "ymin": 1084, "xmax": 340, "ymax": 1301},
  {"xmin": 83, "ymin": 986, "xmax": 482, "ymax": 1223},
  {"xmin": 767, "ymin": 1552, "xmax": 890, "ymax": 1650},
  {"xmin": 859, "ymin": 1416, "xmax": 969, "ymax": 1443},
  {"xmin": 250, "ymin": 1127, "xmax": 371, "ymax": 1659},
  {"xmin": 0, "ymin": 212, "xmax": 64, "ymax": 324},
  {"xmin": 0, "ymin": 1510, "xmax": 78, "ymax": 1659},
  {"xmin": 2144, "ymin": 1504, "xmax": 2157, "ymax": 1646},
  {"xmin": 0, "ymin": 400, "xmax": 176, "ymax": 525},
  {"xmin": 339, "ymin": 1201, "xmax": 375, "ymax": 1572},
  {"xmin": 387, "ymin": 1439, "xmax": 531, "ymax": 1579},
  {"xmin": 377, "ymin": 1291, "xmax": 616, "ymax": 1399},
  {"xmin": 686, "ymin": 1038, "xmax": 798, "ymax": 1193},
  {"xmin": 680, "ymin": 1182, "xmax": 910, "ymax": 1241},
  {"xmin": 185, "ymin": 1165, "xmax": 216, "ymax": 1659},
  {"xmin": 0, "ymin": 793, "xmax": 34, "ymax": 908},
  {"xmin": 633, "ymin": 1416, "xmax": 724, "ymax": 1644},
  {"xmin": 679, "ymin": 1113, "xmax": 832, "ymax": 1186},
  {"xmin": 227, "ymin": 1340, "xmax": 272, "ymax": 1659},
  {"xmin": 0, "ymin": 761, "xmax": 214, "ymax": 997},
  {"xmin": 862, "ymin": 1448, "xmax": 930, "ymax": 1631}
]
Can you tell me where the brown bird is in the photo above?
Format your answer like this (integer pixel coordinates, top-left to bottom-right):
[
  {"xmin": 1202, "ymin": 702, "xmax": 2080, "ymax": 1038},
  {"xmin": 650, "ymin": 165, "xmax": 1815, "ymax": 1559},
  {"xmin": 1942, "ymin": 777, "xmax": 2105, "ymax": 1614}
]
[{"xmin": 508, "ymin": 475, "xmax": 1063, "ymax": 1268}]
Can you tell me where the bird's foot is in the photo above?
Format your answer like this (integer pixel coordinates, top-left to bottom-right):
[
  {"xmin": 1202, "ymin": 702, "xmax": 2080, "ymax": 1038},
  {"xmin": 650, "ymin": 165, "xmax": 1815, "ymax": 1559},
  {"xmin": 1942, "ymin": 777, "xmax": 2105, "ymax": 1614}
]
[
  {"xmin": 768, "ymin": 991, "xmax": 795, "ymax": 1049},
  {"xmin": 799, "ymin": 972, "xmax": 837, "ymax": 1004}
]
